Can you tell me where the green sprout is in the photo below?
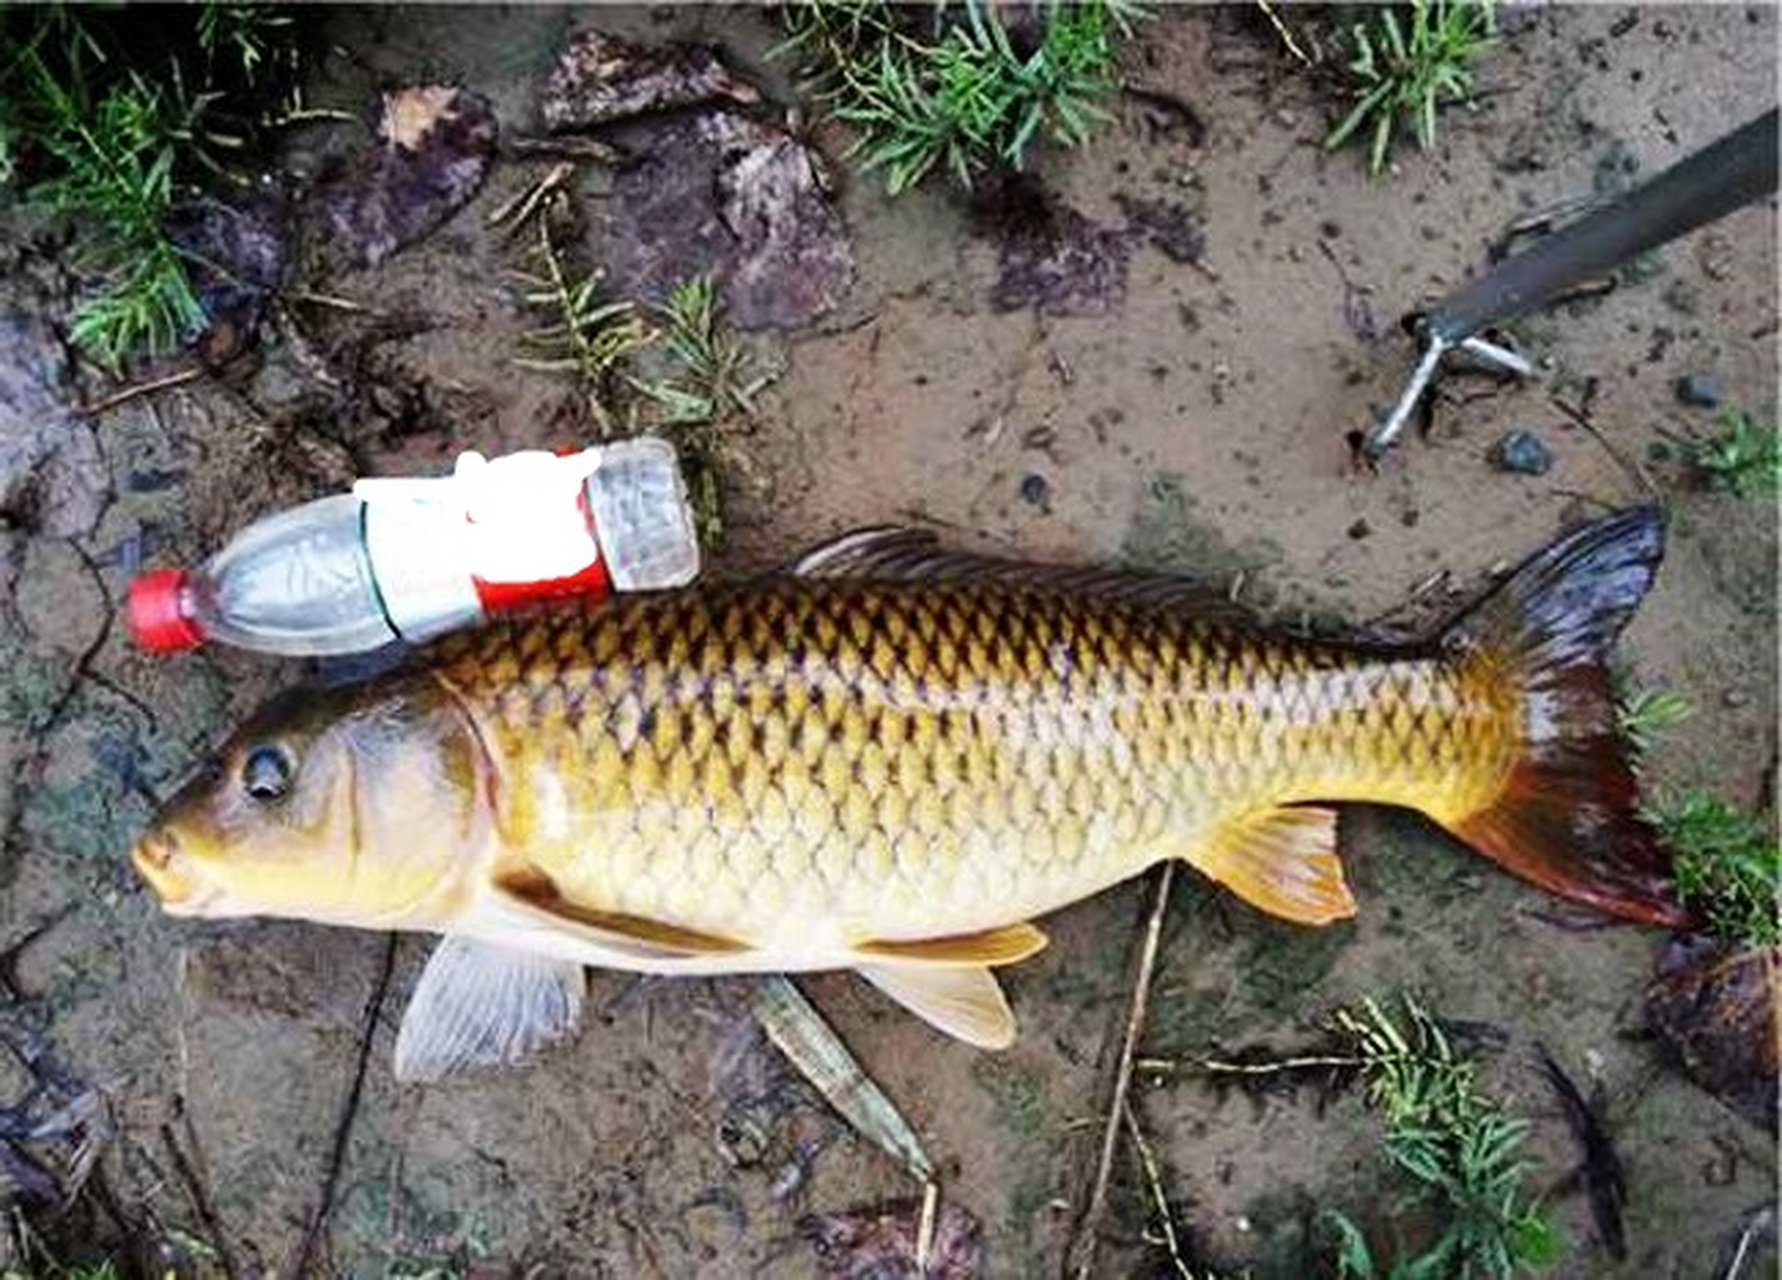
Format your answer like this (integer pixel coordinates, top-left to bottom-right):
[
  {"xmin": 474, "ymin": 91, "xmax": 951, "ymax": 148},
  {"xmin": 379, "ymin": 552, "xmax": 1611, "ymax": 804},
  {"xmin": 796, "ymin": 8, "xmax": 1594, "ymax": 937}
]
[
  {"xmin": 196, "ymin": 3, "xmax": 294, "ymax": 79},
  {"xmin": 1324, "ymin": 997, "xmax": 1560, "ymax": 1279},
  {"xmin": 1616, "ymin": 685, "xmax": 1693, "ymax": 759},
  {"xmin": 1645, "ymin": 788, "xmax": 1780, "ymax": 949},
  {"xmin": 1, "ymin": 6, "xmax": 303, "ymax": 368},
  {"xmin": 633, "ymin": 276, "xmax": 773, "ymax": 425},
  {"xmin": 779, "ymin": 0, "xmax": 1142, "ymax": 195},
  {"xmin": 1688, "ymin": 409, "xmax": 1781, "ymax": 499},
  {"xmin": 1324, "ymin": 0, "xmax": 1497, "ymax": 176},
  {"xmin": 8, "ymin": 37, "xmax": 211, "ymax": 369},
  {"xmin": 511, "ymin": 211, "xmax": 653, "ymax": 437}
]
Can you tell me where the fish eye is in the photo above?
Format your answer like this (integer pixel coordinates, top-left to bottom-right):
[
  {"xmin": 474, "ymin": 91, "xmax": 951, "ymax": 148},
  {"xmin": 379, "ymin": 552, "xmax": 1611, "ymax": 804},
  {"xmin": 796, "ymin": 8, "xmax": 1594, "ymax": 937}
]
[{"xmin": 241, "ymin": 744, "xmax": 295, "ymax": 803}]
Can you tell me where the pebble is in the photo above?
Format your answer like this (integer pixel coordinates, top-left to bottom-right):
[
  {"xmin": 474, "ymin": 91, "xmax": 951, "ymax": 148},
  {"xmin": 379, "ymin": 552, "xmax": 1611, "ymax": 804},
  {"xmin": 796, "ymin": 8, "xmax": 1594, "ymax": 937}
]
[
  {"xmin": 1347, "ymin": 519, "xmax": 1372, "ymax": 540},
  {"xmin": 1723, "ymin": 689, "xmax": 1750, "ymax": 709},
  {"xmin": 1019, "ymin": 473, "xmax": 1050, "ymax": 508},
  {"xmin": 1675, "ymin": 374, "xmax": 1724, "ymax": 409},
  {"xmin": 1490, "ymin": 429, "xmax": 1553, "ymax": 476}
]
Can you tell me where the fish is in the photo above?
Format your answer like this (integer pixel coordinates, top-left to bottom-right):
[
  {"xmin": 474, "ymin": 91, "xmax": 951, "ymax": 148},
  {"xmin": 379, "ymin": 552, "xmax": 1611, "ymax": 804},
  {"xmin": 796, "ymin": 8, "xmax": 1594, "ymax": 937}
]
[{"xmin": 131, "ymin": 505, "xmax": 1691, "ymax": 1081}]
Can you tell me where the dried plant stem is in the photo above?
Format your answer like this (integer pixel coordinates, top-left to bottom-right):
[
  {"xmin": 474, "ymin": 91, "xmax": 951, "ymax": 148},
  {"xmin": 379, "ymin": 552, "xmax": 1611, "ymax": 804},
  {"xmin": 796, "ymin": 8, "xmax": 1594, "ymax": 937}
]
[
  {"xmin": 76, "ymin": 365, "xmax": 204, "ymax": 417},
  {"xmin": 1068, "ymin": 861, "xmax": 1176, "ymax": 1280},
  {"xmin": 1123, "ymin": 1098, "xmax": 1193, "ymax": 1279}
]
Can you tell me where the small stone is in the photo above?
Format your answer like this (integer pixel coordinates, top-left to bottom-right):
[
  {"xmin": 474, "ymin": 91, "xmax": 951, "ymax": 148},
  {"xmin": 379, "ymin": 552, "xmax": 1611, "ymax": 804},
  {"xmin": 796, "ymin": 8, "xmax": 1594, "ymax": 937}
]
[
  {"xmin": 1347, "ymin": 519, "xmax": 1372, "ymax": 540},
  {"xmin": 1676, "ymin": 374, "xmax": 1724, "ymax": 409},
  {"xmin": 1723, "ymin": 689, "xmax": 1750, "ymax": 709},
  {"xmin": 1490, "ymin": 430, "xmax": 1553, "ymax": 476},
  {"xmin": 1019, "ymin": 473, "xmax": 1051, "ymax": 508}
]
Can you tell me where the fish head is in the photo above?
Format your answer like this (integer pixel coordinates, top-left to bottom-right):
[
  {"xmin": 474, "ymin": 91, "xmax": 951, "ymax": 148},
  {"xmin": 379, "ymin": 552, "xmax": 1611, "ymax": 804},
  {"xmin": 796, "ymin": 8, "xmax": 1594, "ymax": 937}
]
[{"xmin": 133, "ymin": 678, "xmax": 488, "ymax": 928}]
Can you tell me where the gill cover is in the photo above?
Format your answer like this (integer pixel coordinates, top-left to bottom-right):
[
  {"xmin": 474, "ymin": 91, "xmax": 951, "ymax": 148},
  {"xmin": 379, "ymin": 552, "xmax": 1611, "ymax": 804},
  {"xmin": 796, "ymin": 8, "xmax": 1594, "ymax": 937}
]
[{"xmin": 136, "ymin": 674, "xmax": 489, "ymax": 927}]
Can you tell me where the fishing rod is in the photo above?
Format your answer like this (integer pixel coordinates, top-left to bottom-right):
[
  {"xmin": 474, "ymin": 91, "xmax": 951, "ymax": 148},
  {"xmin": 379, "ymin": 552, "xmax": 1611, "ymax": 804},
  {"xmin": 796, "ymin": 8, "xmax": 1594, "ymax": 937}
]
[{"xmin": 1365, "ymin": 106, "xmax": 1780, "ymax": 460}]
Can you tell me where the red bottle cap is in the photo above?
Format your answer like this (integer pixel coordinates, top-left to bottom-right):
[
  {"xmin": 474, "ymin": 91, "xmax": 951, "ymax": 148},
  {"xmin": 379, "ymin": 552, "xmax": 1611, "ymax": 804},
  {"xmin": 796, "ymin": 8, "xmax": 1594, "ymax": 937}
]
[{"xmin": 127, "ymin": 570, "xmax": 205, "ymax": 652}]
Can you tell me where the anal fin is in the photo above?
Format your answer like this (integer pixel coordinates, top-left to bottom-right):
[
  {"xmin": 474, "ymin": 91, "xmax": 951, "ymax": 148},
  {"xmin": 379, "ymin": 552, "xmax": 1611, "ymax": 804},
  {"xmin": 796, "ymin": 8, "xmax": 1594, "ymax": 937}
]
[
  {"xmin": 394, "ymin": 936, "xmax": 586, "ymax": 1083},
  {"xmin": 1187, "ymin": 805, "xmax": 1355, "ymax": 925},
  {"xmin": 856, "ymin": 964, "xmax": 1016, "ymax": 1049},
  {"xmin": 854, "ymin": 922, "xmax": 1047, "ymax": 966}
]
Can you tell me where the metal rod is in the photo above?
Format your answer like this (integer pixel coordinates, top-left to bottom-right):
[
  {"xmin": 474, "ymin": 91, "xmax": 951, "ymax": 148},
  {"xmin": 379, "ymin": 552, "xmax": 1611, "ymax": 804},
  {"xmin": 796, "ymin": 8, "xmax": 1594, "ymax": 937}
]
[
  {"xmin": 1365, "ymin": 107, "xmax": 1779, "ymax": 458},
  {"xmin": 1425, "ymin": 107, "xmax": 1778, "ymax": 343},
  {"xmin": 1369, "ymin": 335, "xmax": 1448, "ymax": 457}
]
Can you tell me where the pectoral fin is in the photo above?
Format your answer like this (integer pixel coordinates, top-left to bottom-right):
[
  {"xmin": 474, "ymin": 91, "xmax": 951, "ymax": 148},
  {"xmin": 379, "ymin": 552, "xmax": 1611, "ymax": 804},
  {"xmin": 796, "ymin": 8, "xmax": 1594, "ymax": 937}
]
[
  {"xmin": 1188, "ymin": 805, "xmax": 1355, "ymax": 925},
  {"xmin": 856, "ymin": 963, "xmax": 1017, "ymax": 1049},
  {"xmin": 854, "ymin": 922, "xmax": 1048, "ymax": 966},
  {"xmin": 494, "ymin": 867, "xmax": 751, "ymax": 962},
  {"xmin": 393, "ymin": 936, "xmax": 586, "ymax": 1083}
]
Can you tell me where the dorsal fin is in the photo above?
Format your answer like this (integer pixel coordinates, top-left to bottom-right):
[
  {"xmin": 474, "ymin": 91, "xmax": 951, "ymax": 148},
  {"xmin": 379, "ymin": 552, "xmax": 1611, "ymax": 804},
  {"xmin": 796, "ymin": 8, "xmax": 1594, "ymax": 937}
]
[{"xmin": 791, "ymin": 526, "xmax": 1253, "ymax": 618}]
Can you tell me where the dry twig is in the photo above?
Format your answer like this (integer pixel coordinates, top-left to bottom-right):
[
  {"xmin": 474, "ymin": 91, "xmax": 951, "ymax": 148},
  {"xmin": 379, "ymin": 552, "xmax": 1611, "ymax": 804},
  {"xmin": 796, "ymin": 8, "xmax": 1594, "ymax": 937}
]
[{"xmin": 1067, "ymin": 862, "xmax": 1176, "ymax": 1279}]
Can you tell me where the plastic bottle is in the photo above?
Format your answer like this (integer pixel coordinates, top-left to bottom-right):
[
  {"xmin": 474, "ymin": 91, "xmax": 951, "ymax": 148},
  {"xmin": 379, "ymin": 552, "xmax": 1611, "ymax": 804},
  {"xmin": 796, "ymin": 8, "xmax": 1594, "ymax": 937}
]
[{"xmin": 127, "ymin": 437, "xmax": 699, "ymax": 656}]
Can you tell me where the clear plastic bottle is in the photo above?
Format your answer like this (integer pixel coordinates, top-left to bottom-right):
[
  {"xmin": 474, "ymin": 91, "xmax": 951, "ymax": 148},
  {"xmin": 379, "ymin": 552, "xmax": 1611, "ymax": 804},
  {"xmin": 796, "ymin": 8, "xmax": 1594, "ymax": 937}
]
[{"xmin": 128, "ymin": 437, "xmax": 700, "ymax": 656}]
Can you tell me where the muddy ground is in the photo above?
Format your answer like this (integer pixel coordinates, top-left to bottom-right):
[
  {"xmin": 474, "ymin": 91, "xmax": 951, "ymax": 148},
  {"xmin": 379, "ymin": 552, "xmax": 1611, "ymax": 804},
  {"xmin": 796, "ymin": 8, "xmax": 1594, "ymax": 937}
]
[{"xmin": 0, "ymin": 5, "xmax": 1776, "ymax": 1277}]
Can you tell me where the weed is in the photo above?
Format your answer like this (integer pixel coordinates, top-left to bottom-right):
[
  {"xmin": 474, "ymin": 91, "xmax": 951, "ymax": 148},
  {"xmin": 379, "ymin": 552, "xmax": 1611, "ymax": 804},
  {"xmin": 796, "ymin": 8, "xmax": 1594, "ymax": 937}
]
[
  {"xmin": 1323, "ymin": 997, "xmax": 1560, "ymax": 1278},
  {"xmin": 1687, "ymin": 409, "xmax": 1781, "ymax": 499},
  {"xmin": 7, "ymin": 34, "xmax": 212, "ymax": 368},
  {"xmin": 634, "ymin": 276, "xmax": 772, "ymax": 425},
  {"xmin": 195, "ymin": 3, "xmax": 292, "ymax": 79},
  {"xmin": 778, "ymin": 1, "xmax": 1142, "ymax": 195},
  {"xmin": 1324, "ymin": 0, "xmax": 1497, "ymax": 176},
  {"xmin": 1615, "ymin": 684, "xmax": 1692, "ymax": 758},
  {"xmin": 1644, "ymin": 788, "xmax": 1779, "ymax": 948},
  {"xmin": 511, "ymin": 210, "xmax": 653, "ymax": 436},
  {"xmin": 1, "ymin": 7, "xmax": 299, "ymax": 368}
]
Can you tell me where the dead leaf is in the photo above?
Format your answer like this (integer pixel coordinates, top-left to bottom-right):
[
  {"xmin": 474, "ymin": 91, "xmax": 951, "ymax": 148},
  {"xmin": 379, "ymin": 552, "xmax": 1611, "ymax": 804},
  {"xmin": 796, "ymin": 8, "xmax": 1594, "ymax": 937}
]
[
  {"xmin": 1647, "ymin": 938, "xmax": 1780, "ymax": 1132},
  {"xmin": 603, "ymin": 110, "xmax": 853, "ymax": 331},
  {"xmin": 168, "ymin": 194, "xmax": 289, "ymax": 363},
  {"xmin": 984, "ymin": 174, "xmax": 1134, "ymax": 316},
  {"xmin": 799, "ymin": 1198, "xmax": 985, "ymax": 1279},
  {"xmin": 311, "ymin": 86, "xmax": 498, "ymax": 268},
  {"xmin": 541, "ymin": 30, "xmax": 758, "ymax": 131}
]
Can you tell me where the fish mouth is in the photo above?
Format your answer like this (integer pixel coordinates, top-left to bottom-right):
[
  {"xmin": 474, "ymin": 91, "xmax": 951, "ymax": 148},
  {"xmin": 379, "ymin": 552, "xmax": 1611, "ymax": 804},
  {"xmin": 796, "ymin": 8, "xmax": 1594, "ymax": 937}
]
[{"xmin": 132, "ymin": 831, "xmax": 200, "ymax": 912}]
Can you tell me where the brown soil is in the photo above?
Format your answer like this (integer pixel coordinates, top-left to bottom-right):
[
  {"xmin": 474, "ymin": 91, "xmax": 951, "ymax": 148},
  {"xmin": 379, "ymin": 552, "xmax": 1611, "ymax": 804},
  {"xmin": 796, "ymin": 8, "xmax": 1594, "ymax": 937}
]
[{"xmin": 0, "ymin": 6, "xmax": 1775, "ymax": 1278}]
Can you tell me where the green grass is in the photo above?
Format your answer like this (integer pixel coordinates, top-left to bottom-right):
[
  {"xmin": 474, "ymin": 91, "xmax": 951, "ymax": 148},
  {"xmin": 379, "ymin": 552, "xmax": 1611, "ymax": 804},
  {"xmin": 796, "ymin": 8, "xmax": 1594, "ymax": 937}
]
[
  {"xmin": 1644, "ymin": 788, "xmax": 1780, "ymax": 949},
  {"xmin": 634, "ymin": 276, "xmax": 772, "ymax": 425},
  {"xmin": 1323, "ymin": 997, "xmax": 1560, "ymax": 1279},
  {"xmin": 196, "ymin": 2, "xmax": 293, "ymax": 79},
  {"xmin": 1687, "ymin": 409, "xmax": 1781, "ymax": 499},
  {"xmin": 1615, "ymin": 684, "xmax": 1693, "ymax": 759},
  {"xmin": 511, "ymin": 212, "xmax": 653, "ymax": 436},
  {"xmin": 5, "ymin": 33, "xmax": 209, "ymax": 368},
  {"xmin": 1, "ymin": 6, "xmax": 296, "ymax": 369},
  {"xmin": 507, "ymin": 217, "xmax": 776, "ymax": 547},
  {"xmin": 1324, "ymin": 0, "xmax": 1497, "ymax": 176},
  {"xmin": 778, "ymin": 0, "xmax": 1143, "ymax": 195}
]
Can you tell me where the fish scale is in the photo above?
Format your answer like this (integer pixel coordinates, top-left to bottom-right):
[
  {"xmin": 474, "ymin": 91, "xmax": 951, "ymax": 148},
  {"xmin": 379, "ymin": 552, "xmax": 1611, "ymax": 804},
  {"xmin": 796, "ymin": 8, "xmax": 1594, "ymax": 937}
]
[
  {"xmin": 133, "ymin": 510, "xmax": 1695, "ymax": 1068},
  {"xmin": 431, "ymin": 576, "xmax": 1501, "ymax": 944}
]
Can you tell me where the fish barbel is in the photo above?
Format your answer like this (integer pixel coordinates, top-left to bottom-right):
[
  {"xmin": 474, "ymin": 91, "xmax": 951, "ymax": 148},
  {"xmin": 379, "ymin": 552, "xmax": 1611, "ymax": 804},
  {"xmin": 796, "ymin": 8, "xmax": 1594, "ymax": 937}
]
[{"xmin": 132, "ymin": 508, "xmax": 1689, "ymax": 1080}]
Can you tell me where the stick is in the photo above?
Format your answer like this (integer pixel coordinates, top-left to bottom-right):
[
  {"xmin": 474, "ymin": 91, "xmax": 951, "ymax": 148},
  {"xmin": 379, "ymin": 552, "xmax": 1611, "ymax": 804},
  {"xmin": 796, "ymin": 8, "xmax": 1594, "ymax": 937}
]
[
  {"xmin": 162, "ymin": 1114, "xmax": 239, "ymax": 1280},
  {"xmin": 75, "ymin": 366, "xmax": 203, "ymax": 417},
  {"xmin": 282, "ymin": 936, "xmax": 396, "ymax": 1279},
  {"xmin": 1123, "ymin": 1099, "xmax": 1192, "ymax": 1279},
  {"xmin": 1256, "ymin": 0, "xmax": 1311, "ymax": 65},
  {"xmin": 1066, "ymin": 862, "xmax": 1176, "ymax": 1280},
  {"xmin": 1548, "ymin": 394, "xmax": 1659, "ymax": 498}
]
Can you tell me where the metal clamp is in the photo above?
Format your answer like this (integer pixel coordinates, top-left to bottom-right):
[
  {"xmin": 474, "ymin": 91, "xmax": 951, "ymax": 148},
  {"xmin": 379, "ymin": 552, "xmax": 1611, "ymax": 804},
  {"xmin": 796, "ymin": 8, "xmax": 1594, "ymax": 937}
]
[{"xmin": 1365, "ymin": 328, "xmax": 1536, "ymax": 460}]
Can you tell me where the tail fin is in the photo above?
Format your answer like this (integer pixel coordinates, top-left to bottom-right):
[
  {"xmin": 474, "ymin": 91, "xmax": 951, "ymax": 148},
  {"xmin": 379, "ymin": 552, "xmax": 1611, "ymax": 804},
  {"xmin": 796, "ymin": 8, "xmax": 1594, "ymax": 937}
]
[{"xmin": 1439, "ymin": 505, "xmax": 1694, "ymax": 928}]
